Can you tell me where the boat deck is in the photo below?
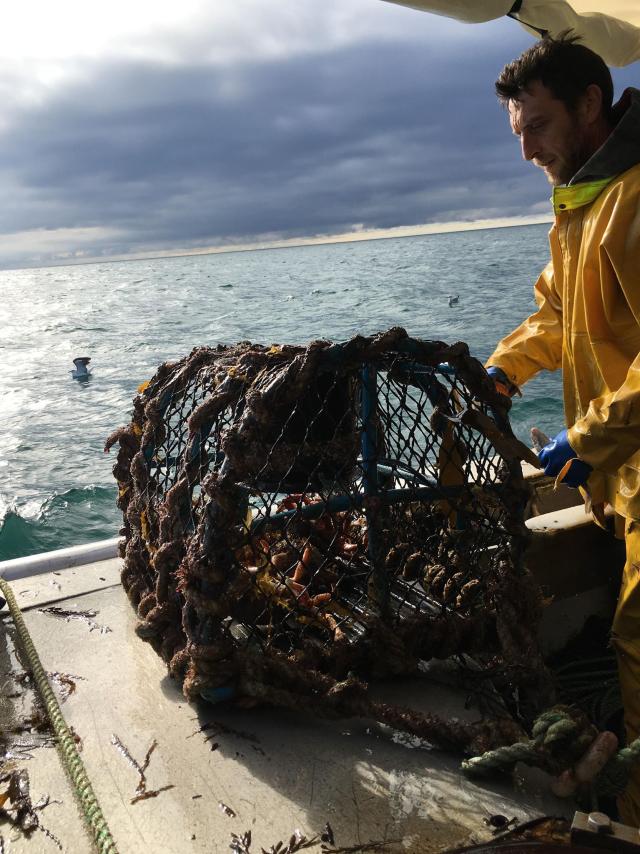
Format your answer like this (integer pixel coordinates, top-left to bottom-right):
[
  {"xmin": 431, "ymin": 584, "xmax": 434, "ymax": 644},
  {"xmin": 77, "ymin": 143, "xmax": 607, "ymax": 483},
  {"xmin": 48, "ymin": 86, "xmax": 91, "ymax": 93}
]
[{"xmin": 0, "ymin": 554, "xmax": 569, "ymax": 854}]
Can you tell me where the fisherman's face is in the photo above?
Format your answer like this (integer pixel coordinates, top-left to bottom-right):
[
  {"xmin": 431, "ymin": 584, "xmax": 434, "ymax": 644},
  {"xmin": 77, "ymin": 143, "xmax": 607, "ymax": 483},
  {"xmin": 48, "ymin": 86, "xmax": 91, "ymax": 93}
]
[{"xmin": 508, "ymin": 81, "xmax": 589, "ymax": 186}]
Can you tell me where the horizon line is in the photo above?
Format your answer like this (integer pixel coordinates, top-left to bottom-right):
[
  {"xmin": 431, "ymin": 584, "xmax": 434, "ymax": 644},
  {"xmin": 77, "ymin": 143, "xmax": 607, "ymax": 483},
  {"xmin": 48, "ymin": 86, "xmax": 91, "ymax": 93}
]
[{"xmin": 2, "ymin": 213, "xmax": 553, "ymax": 272}]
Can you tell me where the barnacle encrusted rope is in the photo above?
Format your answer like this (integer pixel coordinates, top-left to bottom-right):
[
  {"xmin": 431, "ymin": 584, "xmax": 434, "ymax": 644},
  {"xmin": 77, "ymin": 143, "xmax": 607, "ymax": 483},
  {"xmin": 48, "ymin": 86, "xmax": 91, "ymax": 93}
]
[
  {"xmin": 108, "ymin": 327, "xmax": 550, "ymax": 748},
  {"xmin": 0, "ymin": 577, "xmax": 119, "ymax": 854}
]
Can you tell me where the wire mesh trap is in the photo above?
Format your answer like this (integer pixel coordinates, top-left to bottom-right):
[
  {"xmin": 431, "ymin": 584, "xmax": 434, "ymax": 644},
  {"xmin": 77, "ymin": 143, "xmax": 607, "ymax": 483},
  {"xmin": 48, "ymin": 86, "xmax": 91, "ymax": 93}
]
[{"xmin": 107, "ymin": 327, "xmax": 550, "ymax": 753}]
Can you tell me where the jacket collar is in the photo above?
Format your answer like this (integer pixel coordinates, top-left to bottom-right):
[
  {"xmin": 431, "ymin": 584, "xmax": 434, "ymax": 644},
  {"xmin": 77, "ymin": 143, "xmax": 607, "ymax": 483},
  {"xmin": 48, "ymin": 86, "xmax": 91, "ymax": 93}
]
[
  {"xmin": 552, "ymin": 178, "xmax": 614, "ymax": 213},
  {"xmin": 571, "ymin": 88, "xmax": 640, "ymax": 185},
  {"xmin": 552, "ymin": 87, "xmax": 640, "ymax": 214}
]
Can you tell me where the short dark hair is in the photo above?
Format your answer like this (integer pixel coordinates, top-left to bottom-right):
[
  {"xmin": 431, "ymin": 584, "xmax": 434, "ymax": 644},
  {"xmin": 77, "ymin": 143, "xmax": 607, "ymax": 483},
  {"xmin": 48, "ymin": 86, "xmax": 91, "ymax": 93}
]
[{"xmin": 495, "ymin": 32, "xmax": 614, "ymax": 119}]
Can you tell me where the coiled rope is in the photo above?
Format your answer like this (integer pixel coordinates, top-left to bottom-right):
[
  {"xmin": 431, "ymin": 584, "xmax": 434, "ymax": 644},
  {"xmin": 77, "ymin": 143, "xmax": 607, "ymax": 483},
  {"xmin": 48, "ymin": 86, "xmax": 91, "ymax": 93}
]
[
  {"xmin": 0, "ymin": 576, "xmax": 119, "ymax": 853},
  {"xmin": 461, "ymin": 705, "xmax": 640, "ymax": 796}
]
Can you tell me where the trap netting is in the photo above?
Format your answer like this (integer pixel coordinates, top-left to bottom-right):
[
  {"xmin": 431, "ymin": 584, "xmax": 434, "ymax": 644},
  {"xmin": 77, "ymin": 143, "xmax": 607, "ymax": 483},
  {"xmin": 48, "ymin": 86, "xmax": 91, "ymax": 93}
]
[{"xmin": 107, "ymin": 327, "xmax": 550, "ymax": 750}]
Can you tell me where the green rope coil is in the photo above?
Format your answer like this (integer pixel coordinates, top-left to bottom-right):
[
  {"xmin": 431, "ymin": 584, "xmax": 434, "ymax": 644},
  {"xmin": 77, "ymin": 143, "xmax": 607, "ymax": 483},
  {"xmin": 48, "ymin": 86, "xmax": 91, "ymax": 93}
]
[
  {"xmin": 461, "ymin": 704, "xmax": 640, "ymax": 797},
  {"xmin": 461, "ymin": 741, "xmax": 540, "ymax": 776},
  {"xmin": 462, "ymin": 706, "xmax": 593, "ymax": 777},
  {"xmin": 0, "ymin": 576, "xmax": 119, "ymax": 854},
  {"xmin": 597, "ymin": 739, "xmax": 640, "ymax": 796}
]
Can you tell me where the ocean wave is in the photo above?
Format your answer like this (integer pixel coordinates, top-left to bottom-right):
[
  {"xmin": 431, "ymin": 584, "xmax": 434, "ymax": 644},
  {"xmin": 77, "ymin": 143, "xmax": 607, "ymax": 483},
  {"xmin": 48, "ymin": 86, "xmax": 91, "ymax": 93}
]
[
  {"xmin": 0, "ymin": 512, "xmax": 62, "ymax": 561},
  {"xmin": 41, "ymin": 485, "xmax": 116, "ymax": 511},
  {"xmin": 0, "ymin": 485, "xmax": 120, "ymax": 561}
]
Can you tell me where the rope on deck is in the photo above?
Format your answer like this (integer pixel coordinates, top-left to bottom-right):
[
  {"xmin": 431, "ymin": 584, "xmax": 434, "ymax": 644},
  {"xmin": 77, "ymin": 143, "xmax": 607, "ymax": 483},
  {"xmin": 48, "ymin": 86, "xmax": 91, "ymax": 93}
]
[
  {"xmin": 461, "ymin": 704, "xmax": 640, "ymax": 797},
  {"xmin": 0, "ymin": 576, "xmax": 119, "ymax": 854}
]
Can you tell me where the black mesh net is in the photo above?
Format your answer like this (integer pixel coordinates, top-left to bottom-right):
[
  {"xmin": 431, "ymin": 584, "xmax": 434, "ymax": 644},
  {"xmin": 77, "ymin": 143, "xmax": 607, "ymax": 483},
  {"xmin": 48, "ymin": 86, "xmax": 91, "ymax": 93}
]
[{"xmin": 107, "ymin": 328, "xmax": 551, "ymax": 753}]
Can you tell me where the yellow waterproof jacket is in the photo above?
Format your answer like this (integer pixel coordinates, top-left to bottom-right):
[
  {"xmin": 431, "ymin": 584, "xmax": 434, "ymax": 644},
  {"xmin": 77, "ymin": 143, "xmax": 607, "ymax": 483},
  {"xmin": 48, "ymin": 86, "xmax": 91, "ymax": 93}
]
[{"xmin": 488, "ymin": 88, "xmax": 640, "ymax": 520}]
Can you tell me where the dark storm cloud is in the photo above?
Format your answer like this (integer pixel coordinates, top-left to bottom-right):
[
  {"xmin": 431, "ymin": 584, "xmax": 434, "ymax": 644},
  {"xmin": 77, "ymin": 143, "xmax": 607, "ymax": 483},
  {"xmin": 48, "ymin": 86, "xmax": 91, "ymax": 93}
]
[{"xmin": 0, "ymin": 24, "xmax": 582, "ymax": 264}]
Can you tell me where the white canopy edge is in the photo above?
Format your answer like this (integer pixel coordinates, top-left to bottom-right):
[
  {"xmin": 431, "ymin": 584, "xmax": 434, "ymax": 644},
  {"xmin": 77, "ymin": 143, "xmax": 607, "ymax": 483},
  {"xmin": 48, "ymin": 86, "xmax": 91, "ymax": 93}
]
[{"xmin": 383, "ymin": 0, "xmax": 640, "ymax": 66}]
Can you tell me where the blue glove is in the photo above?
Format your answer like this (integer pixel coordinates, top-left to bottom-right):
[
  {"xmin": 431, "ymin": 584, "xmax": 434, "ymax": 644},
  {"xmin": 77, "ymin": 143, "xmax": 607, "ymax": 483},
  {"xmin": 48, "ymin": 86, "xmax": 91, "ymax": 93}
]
[
  {"xmin": 486, "ymin": 366, "xmax": 520, "ymax": 398},
  {"xmin": 538, "ymin": 428, "xmax": 592, "ymax": 488}
]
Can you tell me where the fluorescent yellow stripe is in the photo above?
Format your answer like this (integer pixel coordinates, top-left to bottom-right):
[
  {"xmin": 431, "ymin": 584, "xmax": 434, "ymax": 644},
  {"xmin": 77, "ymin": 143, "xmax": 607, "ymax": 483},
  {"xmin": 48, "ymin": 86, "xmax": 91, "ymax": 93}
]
[{"xmin": 552, "ymin": 178, "xmax": 613, "ymax": 213}]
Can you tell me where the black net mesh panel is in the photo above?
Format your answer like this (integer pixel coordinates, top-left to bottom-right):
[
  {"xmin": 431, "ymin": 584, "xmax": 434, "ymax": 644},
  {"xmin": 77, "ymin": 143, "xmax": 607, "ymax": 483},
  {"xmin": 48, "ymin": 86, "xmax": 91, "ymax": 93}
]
[{"xmin": 107, "ymin": 328, "xmax": 550, "ymax": 748}]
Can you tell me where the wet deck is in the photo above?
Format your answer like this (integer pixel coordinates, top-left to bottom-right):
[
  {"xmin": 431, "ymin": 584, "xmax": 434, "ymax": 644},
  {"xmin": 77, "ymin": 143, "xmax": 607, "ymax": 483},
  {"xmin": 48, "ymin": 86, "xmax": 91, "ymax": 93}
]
[{"xmin": 1, "ymin": 555, "xmax": 570, "ymax": 854}]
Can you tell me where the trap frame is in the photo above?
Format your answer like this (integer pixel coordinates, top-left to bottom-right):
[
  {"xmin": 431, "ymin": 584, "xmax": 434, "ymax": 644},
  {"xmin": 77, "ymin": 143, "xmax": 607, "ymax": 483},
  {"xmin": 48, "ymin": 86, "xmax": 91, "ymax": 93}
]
[{"xmin": 107, "ymin": 328, "xmax": 550, "ymax": 752}]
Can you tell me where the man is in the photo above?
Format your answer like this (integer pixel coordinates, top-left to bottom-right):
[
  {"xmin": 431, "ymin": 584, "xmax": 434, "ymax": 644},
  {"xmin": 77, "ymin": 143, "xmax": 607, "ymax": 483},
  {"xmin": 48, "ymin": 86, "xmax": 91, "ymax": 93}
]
[{"xmin": 485, "ymin": 33, "xmax": 640, "ymax": 824}]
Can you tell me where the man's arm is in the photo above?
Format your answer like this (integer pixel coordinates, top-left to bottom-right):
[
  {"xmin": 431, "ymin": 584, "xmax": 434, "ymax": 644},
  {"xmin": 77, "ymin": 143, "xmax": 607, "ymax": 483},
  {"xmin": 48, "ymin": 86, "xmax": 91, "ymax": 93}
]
[{"xmin": 486, "ymin": 261, "xmax": 563, "ymax": 390}]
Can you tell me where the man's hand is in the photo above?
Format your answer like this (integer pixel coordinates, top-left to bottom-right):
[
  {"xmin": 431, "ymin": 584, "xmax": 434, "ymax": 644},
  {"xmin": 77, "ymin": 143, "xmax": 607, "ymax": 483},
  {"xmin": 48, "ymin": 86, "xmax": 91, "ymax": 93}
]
[
  {"xmin": 538, "ymin": 428, "xmax": 592, "ymax": 488},
  {"xmin": 551, "ymin": 731, "xmax": 619, "ymax": 798},
  {"xmin": 486, "ymin": 365, "xmax": 520, "ymax": 398}
]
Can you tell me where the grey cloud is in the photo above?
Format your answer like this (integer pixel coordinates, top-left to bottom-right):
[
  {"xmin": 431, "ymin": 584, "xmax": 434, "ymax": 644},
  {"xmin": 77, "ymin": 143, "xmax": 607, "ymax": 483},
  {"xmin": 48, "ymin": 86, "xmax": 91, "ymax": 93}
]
[{"xmin": 0, "ymin": 25, "xmax": 599, "ymax": 266}]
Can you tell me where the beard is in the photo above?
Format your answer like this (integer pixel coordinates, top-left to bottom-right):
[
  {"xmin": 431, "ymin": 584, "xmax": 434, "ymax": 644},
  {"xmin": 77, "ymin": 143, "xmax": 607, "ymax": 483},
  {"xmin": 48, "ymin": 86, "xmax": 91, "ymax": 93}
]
[
  {"xmin": 545, "ymin": 118, "xmax": 593, "ymax": 186},
  {"xmin": 545, "ymin": 155, "xmax": 582, "ymax": 186}
]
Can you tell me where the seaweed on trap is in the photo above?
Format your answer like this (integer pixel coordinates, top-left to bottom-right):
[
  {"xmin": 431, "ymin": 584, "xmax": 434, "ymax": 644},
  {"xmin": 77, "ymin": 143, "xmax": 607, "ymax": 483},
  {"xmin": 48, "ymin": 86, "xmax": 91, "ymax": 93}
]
[{"xmin": 106, "ymin": 327, "xmax": 552, "ymax": 755}]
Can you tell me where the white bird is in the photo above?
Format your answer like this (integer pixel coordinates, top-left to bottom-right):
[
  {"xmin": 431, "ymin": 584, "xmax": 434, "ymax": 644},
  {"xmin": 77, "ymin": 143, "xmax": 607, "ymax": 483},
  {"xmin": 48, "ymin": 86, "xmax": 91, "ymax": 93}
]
[
  {"xmin": 448, "ymin": 295, "xmax": 459, "ymax": 307},
  {"xmin": 71, "ymin": 356, "xmax": 92, "ymax": 379}
]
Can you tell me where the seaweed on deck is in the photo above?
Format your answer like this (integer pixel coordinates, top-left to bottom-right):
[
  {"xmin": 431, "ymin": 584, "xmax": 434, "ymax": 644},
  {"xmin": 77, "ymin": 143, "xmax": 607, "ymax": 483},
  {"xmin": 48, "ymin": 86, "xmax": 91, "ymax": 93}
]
[
  {"xmin": 110, "ymin": 734, "xmax": 175, "ymax": 805},
  {"xmin": 0, "ymin": 769, "xmax": 62, "ymax": 849}
]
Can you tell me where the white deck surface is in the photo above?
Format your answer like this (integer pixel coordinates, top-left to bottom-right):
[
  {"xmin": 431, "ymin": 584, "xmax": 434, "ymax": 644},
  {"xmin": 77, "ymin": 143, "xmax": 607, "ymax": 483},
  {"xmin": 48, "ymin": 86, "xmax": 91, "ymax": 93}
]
[{"xmin": 0, "ymin": 556, "xmax": 570, "ymax": 854}]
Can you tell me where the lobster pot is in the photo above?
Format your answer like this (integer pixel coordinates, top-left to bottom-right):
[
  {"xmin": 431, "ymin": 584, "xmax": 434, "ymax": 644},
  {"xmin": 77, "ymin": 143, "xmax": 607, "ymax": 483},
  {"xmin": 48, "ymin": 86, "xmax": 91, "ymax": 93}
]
[{"xmin": 108, "ymin": 328, "xmax": 543, "ymax": 711}]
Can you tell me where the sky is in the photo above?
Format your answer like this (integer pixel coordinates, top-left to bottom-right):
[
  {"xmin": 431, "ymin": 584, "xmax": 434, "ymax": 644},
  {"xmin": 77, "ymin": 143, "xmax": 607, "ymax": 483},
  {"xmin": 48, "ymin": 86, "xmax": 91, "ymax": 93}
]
[{"xmin": 0, "ymin": 1, "xmax": 637, "ymax": 269}]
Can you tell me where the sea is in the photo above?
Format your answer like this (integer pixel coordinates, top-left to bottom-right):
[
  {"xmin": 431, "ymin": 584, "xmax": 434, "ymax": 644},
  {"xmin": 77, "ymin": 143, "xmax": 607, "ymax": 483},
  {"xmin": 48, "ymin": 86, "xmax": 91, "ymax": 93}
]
[{"xmin": 0, "ymin": 222, "xmax": 564, "ymax": 560}]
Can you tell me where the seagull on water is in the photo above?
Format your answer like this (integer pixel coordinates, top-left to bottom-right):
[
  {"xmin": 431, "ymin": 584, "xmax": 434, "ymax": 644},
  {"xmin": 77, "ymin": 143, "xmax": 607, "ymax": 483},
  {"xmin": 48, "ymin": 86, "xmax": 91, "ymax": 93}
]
[{"xmin": 71, "ymin": 356, "xmax": 92, "ymax": 379}]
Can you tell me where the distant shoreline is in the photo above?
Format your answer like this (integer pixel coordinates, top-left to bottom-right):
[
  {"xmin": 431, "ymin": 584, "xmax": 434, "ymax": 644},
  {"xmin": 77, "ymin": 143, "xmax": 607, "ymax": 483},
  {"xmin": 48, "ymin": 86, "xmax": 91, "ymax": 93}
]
[{"xmin": 2, "ymin": 215, "xmax": 553, "ymax": 272}]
